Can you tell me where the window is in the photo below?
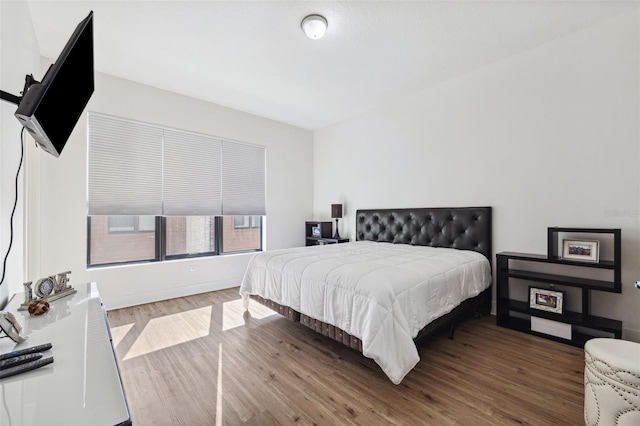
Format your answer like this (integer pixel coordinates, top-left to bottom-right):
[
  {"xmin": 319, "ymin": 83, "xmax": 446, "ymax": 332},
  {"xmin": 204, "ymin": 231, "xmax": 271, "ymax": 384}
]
[
  {"xmin": 88, "ymin": 216, "xmax": 157, "ymax": 265},
  {"xmin": 224, "ymin": 216, "xmax": 262, "ymax": 253},
  {"xmin": 108, "ymin": 216, "xmax": 155, "ymax": 233},
  {"xmin": 88, "ymin": 215, "xmax": 262, "ymax": 267},
  {"xmin": 87, "ymin": 113, "xmax": 265, "ymax": 267},
  {"xmin": 165, "ymin": 216, "xmax": 215, "ymax": 257},
  {"xmin": 233, "ymin": 215, "xmax": 260, "ymax": 229}
]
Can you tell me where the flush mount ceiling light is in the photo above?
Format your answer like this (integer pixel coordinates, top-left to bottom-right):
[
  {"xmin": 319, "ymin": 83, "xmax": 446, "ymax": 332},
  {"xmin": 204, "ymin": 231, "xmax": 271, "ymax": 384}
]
[{"xmin": 301, "ymin": 14, "xmax": 328, "ymax": 39}]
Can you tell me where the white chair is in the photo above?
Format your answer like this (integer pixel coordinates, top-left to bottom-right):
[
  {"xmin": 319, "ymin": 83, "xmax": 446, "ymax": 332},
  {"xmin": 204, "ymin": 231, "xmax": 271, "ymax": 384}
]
[{"xmin": 584, "ymin": 338, "xmax": 640, "ymax": 425}]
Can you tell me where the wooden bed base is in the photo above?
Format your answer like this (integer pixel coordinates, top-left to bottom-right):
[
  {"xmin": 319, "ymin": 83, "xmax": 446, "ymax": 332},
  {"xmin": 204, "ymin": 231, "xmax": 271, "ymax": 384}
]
[{"xmin": 250, "ymin": 295, "xmax": 300, "ymax": 321}]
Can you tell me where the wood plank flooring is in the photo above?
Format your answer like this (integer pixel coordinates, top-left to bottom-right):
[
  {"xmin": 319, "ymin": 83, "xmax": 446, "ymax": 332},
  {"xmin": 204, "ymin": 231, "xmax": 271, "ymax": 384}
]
[{"xmin": 107, "ymin": 288, "xmax": 585, "ymax": 425}]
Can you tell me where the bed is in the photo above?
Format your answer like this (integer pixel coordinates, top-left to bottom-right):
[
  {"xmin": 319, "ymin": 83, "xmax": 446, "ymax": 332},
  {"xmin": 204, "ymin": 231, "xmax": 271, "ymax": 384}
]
[{"xmin": 240, "ymin": 207, "xmax": 492, "ymax": 384}]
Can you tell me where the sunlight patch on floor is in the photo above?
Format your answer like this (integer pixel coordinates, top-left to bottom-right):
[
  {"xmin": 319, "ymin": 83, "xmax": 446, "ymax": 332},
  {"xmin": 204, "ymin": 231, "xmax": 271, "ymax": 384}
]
[
  {"xmin": 110, "ymin": 323, "xmax": 134, "ymax": 348},
  {"xmin": 222, "ymin": 298, "xmax": 276, "ymax": 331},
  {"xmin": 123, "ymin": 306, "xmax": 212, "ymax": 360}
]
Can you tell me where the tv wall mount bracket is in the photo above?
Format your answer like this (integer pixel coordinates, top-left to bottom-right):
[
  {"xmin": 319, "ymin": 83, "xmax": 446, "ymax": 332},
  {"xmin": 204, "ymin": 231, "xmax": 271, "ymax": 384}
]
[{"xmin": 0, "ymin": 74, "xmax": 39, "ymax": 106}]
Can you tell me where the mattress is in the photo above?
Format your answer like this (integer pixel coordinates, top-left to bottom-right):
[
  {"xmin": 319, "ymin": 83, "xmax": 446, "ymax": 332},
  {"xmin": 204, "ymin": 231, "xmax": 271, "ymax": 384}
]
[{"xmin": 239, "ymin": 241, "xmax": 491, "ymax": 384}]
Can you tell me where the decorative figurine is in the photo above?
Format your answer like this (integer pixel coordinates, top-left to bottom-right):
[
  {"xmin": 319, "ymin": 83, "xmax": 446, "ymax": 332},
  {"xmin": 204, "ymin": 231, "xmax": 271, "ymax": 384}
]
[
  {"xmin": 19, "ymin": 271, "xmax": 75, "ymax": 311},
  {"xmin": 27, "ymin": 299, "xmax": 50, "ymax": 316}
]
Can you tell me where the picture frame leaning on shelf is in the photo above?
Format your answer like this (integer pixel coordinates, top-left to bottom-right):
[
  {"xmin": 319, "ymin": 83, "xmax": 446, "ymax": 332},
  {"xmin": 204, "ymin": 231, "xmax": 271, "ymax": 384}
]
[
  {"xmin": 562, "ymin": 239, "xmax": 599, "ymax": 262},
  {"xmin": 529, "ymin": 286, "xmax": 565, "ymax": 314}
]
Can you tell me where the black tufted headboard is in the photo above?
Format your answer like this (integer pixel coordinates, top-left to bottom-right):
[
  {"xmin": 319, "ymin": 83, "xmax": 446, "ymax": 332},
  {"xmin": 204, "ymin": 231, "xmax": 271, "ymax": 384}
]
[{"xmin": 355, "ymin": 207, "xmax": 492, "ymax": 262}]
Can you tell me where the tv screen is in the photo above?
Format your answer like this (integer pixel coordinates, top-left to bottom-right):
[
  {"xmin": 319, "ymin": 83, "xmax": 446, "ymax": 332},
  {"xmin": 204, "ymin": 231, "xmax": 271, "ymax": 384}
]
[{"xmin": 15, "ymin": 11, "xmax": 94, "ymax": 158}]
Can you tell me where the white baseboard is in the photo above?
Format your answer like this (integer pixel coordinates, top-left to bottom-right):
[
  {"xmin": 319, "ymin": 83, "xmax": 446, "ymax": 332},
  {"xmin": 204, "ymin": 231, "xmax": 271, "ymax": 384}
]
[{"xmin": 102, "ymin": 277, "xmax": 241, "ymax": 311}]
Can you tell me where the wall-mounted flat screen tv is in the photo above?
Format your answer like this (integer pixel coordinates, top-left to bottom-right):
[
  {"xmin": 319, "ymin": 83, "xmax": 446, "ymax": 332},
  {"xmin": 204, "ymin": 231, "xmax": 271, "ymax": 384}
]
[{"xmin": 14, "ymin": 11, "xmax": 94, "ymax": 157}]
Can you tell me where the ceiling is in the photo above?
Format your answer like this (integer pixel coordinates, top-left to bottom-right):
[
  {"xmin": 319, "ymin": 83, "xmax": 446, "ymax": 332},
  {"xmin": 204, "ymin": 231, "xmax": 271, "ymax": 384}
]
[{"xmin": 26, "ymin": 1, "xmax": 640, "ymax": 131}]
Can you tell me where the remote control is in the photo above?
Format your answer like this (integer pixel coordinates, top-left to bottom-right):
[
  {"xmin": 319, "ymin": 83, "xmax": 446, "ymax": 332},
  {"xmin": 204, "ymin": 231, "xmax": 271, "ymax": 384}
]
[
  {"xmin": 0, "ymin": 356, "xmax": 54, "ymax": 379},
  {"xmin": 0, "ymin": 353, "xmax": 43, "ymax": 370},
  {"xmin": 0, "ymin": 343, "xmax": 52, "ymax": 361}
]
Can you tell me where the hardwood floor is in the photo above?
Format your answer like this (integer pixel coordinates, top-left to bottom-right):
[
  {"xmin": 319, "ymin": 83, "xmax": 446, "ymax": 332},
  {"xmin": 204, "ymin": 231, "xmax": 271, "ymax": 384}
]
[{"xmin": 107, "ymin": 288, "xmax": 585, "ymax": 425}]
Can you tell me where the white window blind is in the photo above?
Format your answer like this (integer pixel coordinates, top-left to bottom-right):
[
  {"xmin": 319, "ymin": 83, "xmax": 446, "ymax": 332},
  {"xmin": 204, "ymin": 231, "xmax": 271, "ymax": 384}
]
[
  {"xmin": 88, "ymin": 114, "xmax": 163, "ymax": 215},
  {"xmin": 222, "ymin": 141, "xmax": 266, "ymax": 215},
  {"xmin": 163, "ymin": 130, "xmax": 222, "ymax": 215},
  {"xmin": 87, "ymin": 113, "xmax": 265, "ymax": 216}
]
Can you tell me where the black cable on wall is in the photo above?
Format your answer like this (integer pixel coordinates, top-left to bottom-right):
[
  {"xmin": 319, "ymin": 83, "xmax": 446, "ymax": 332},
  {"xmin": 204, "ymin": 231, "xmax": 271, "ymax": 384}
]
[{"xmin": 0, "ymin": 128, "xmax": 25, "ymax": 287}]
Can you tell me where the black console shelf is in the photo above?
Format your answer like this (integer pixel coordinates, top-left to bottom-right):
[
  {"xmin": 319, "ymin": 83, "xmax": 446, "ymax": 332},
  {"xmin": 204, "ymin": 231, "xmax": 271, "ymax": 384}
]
[{"xmin": 497, "ymin": 227, "xmax": 622, "ymax": 347}]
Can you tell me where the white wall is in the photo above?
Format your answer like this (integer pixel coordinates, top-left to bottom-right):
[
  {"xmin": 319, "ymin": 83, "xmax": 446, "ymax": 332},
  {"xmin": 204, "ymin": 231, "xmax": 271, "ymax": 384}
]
[
  {"xmin": 0, "ymin": 1, "xmax": 40, "ymax": 307},
  {"xmin": 29, "ymin": 71, "xmax": 313, "ymax": 309},
  {"xmin": 314, "ymin": 11, "xmax": 640, "ymax": 340}
]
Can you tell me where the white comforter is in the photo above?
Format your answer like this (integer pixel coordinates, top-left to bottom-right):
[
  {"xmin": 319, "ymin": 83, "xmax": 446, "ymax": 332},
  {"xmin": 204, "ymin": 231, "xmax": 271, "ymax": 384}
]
[{"xmin": 239, "ymin": 241, "xmax": 491, "ymax": 384}]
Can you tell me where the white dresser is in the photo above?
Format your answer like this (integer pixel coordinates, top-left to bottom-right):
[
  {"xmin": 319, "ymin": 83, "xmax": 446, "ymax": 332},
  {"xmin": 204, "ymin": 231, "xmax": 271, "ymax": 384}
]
[{"xmin": 0, "ymin": 283, "xmax": 131, "ymax": 425}]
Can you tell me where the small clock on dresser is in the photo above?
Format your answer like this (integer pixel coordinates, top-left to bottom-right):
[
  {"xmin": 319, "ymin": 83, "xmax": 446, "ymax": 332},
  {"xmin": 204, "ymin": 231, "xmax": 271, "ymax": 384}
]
[{"xmin": 34, "ymin": 276, "xmax": 56, "ymax": 298}]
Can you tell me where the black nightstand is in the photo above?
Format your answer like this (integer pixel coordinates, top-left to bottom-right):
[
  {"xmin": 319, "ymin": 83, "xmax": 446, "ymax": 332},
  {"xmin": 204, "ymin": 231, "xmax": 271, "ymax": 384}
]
[
  {"xmin": 305, "ymin": 221, "xmax": 349, "ymax": 246},
  {"xmin": 312, "ymin": 238, "xmax": 350, "ymax": 246}
]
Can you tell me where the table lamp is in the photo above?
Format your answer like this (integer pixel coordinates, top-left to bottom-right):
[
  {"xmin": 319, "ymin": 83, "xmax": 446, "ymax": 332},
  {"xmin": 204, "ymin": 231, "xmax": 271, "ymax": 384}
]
[{"xmin": 331, "ymin": 204, "xmax": 342, "ymax": 239}]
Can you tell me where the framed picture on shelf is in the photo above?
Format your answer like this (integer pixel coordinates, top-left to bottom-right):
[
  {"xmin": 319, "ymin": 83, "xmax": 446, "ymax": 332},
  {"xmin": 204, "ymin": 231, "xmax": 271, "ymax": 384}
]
[
  {"xmin": 529, "ymin": 287, "xmax": 564, "ymax": 314},
  {"xmin": 562, "ymin": 239, "xmax": 599, "ymax": 262},
  {"xmin": 312, "ymin": 226, "xmax": 321, "ymax": 237}
]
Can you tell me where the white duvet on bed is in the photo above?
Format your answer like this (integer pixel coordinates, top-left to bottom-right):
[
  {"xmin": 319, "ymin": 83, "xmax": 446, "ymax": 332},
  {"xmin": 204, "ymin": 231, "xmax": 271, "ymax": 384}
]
[{"xmin": 239, "ymin": 241, "xmax": 491, "ymax": 384}]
